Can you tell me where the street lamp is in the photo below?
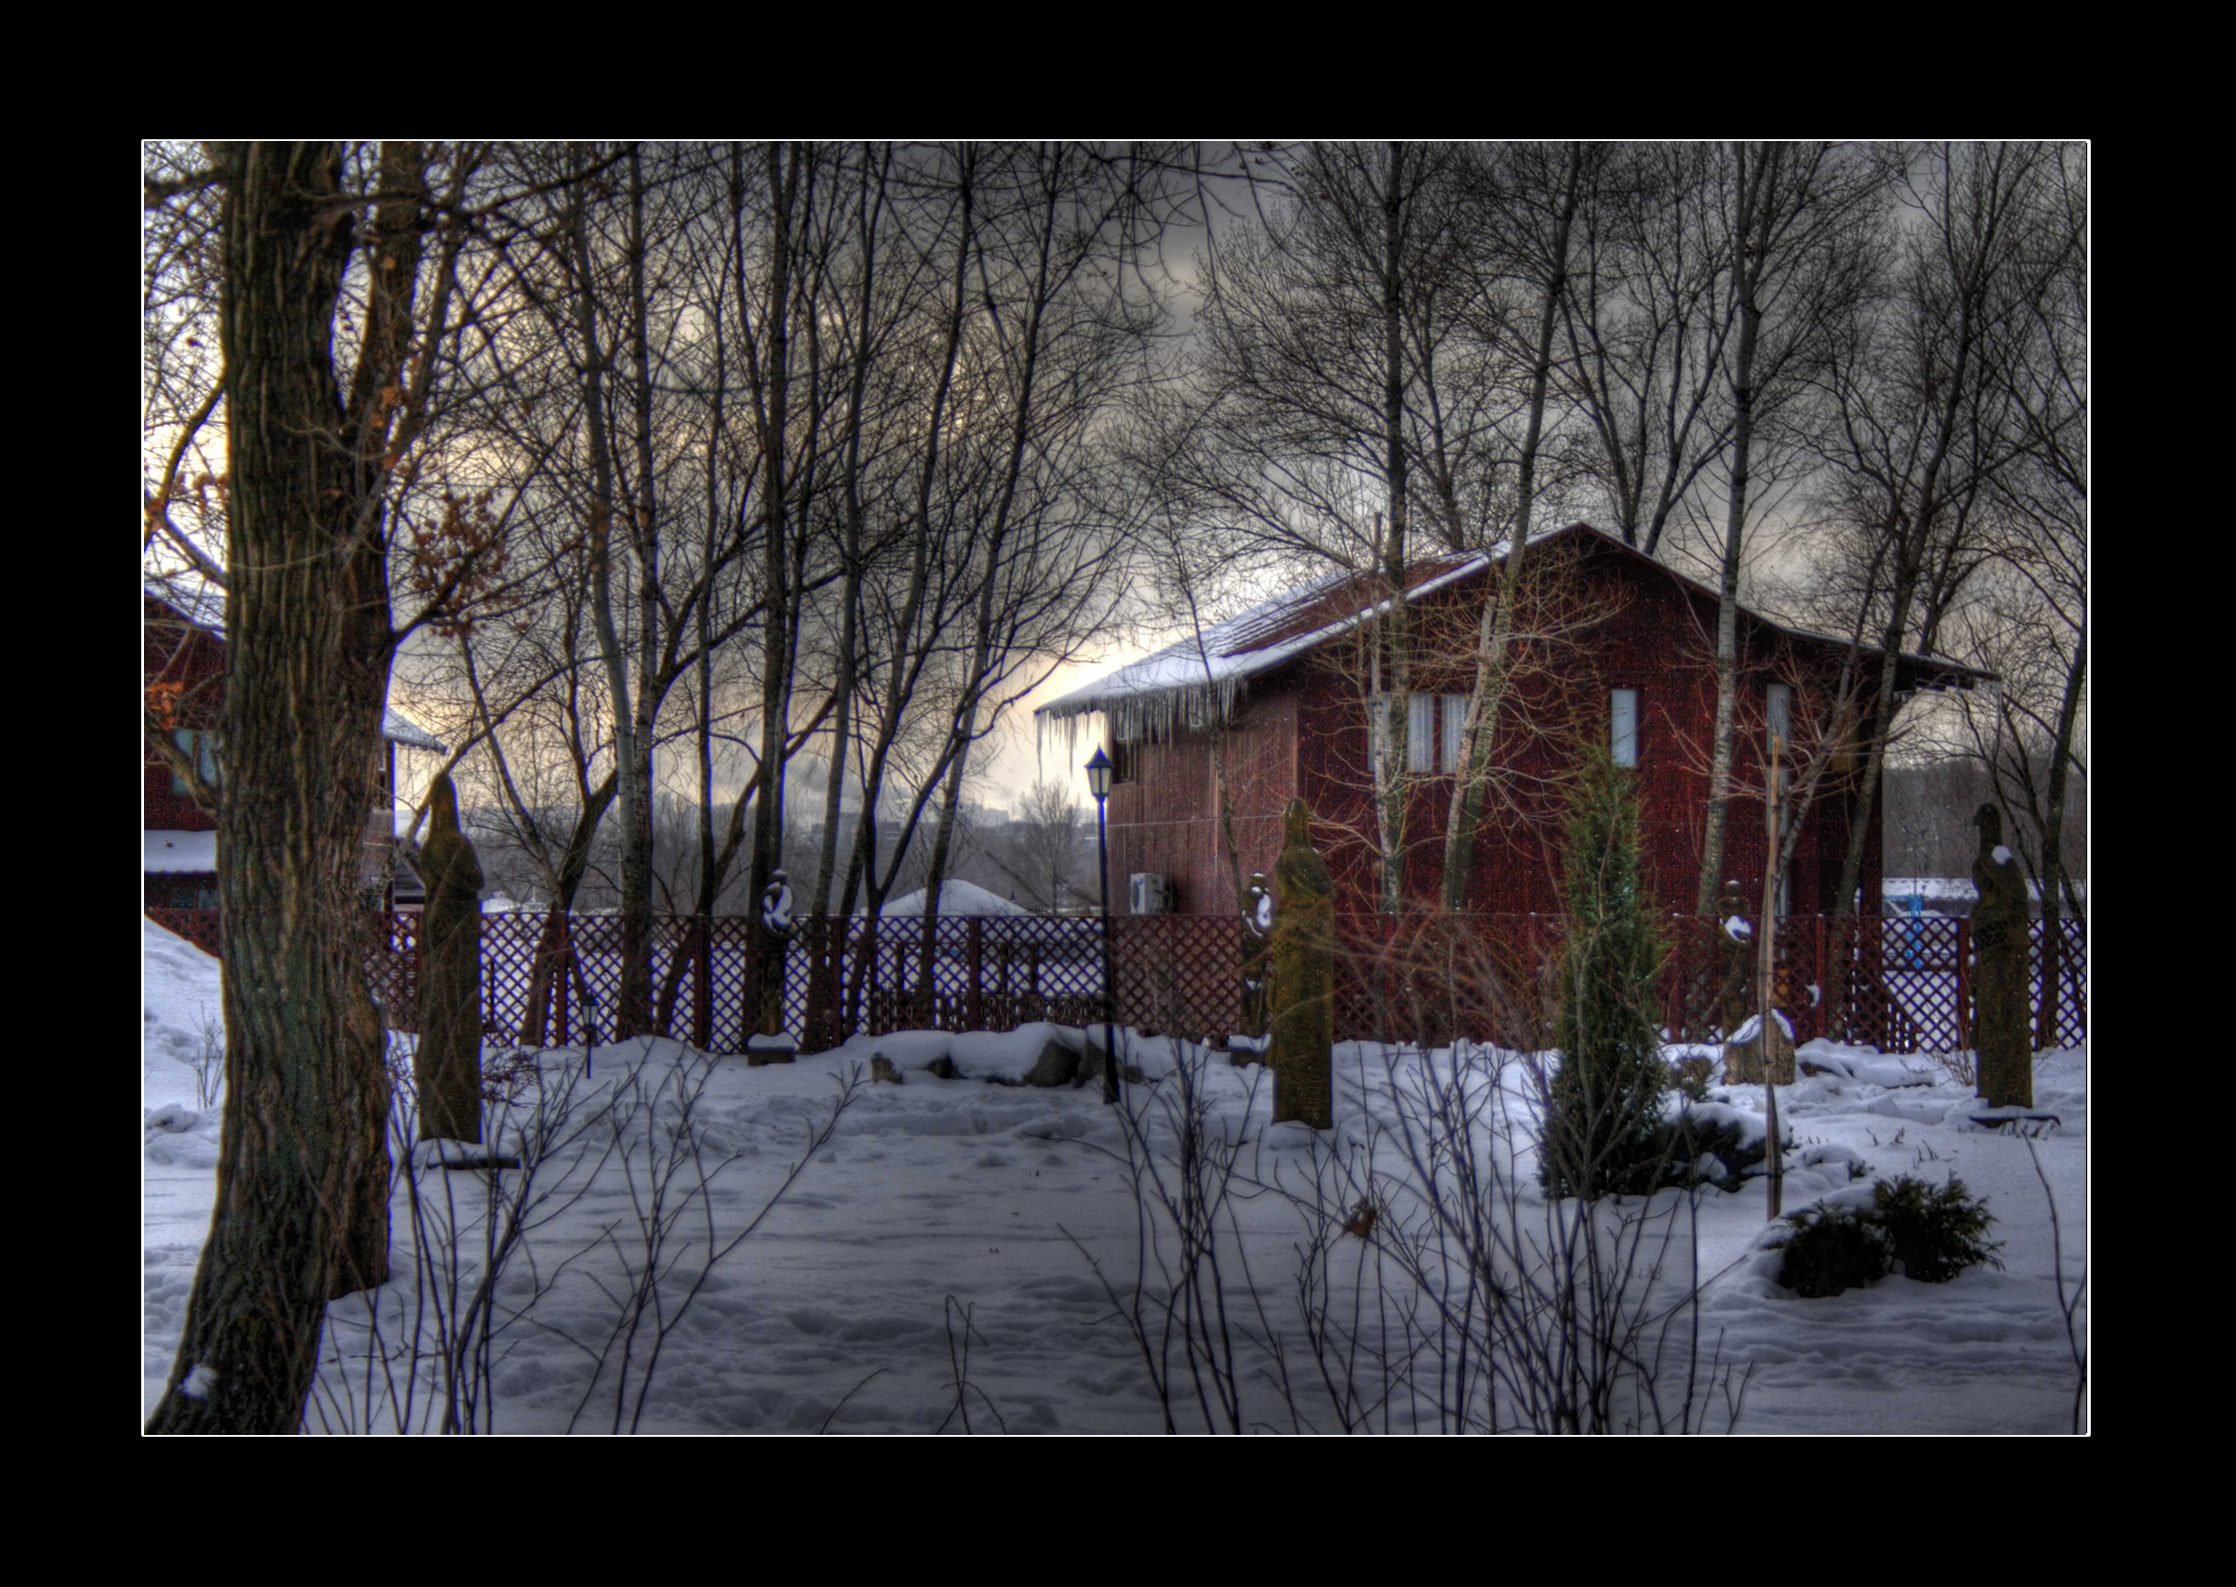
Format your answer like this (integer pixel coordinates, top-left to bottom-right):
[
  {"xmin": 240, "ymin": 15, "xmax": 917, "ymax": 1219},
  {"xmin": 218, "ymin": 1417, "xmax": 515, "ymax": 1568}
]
[{"xmin": 1085, "ymin": 746, "xmax": 1118, "ymax": 1103}]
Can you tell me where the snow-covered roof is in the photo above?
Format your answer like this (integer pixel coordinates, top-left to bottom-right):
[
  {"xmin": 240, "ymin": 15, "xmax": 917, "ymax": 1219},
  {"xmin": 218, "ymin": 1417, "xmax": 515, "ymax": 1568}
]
[
  {"xmin": 1036, "ymin": 522, "xmax": 1993, "ymax": 743},
  {"xmin": 1035, "ymin": 543, "xmax": 1505, "ymax": 742},
  {"xmin": 1884, "ymin": 876, "xmax": 2085, "ymax": 907},
  {"xmin": 145, "ymin": 575, "xmax": 448, "ymax": 752},
  {"xmin": 381, "ymin": 708, "xmax": 445, "ymax": 751},
  {"xmin": 872, "ymin": 880, "xmax": 1032, "ymax": 918},
  {"xmin": 145, "ymin": 830, "xmax": 217, "ymax": 874}
]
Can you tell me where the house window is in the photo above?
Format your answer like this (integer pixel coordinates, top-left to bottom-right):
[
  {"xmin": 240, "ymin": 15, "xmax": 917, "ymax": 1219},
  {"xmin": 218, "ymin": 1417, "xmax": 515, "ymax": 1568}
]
[
  {"xmin": 171, "ymin": 728, "xmax": 220, "ymax": 796},
  {"xmin": 1611, "ymin": 689, "xmax": 1639, "ymax": 768},
  {"xmin": 1407, "ymin": 693, "xmax": 1436, "ymax": 773},
  {"xmin": 1441, "ymin": 694, "xmax": 1470, "ymax": 775},
  {"xmin": 1112, "ymin": 740, "xmax": 1138, "ymax": 784}
]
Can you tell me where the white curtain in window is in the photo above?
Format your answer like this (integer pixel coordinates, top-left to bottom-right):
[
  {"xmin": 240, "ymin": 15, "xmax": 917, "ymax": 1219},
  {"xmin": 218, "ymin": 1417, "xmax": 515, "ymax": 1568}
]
[{"xmin": 1408, "ymin": 693, "xmax": 1436, "ymax": 772}]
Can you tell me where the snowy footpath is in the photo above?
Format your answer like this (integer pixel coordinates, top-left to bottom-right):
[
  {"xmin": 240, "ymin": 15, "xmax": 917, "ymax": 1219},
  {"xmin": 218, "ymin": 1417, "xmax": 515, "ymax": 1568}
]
[{"xmin": 143, "ymin": 919, "xmax": 2087, "ymax": 1433}]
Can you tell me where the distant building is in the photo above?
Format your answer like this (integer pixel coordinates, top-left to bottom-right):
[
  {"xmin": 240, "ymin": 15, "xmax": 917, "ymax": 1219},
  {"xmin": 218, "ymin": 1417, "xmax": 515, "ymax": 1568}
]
[
  {"xmin": 869, "ymin": 880, "xmax": 1032, "ymax": 918},
  {"xmin": 1038, "ymin": 523, "xmax": 1991, "ymax": 918},
  {"xmin": 143, "ymin": 582, "xmax": 448, "ymax": 916}
]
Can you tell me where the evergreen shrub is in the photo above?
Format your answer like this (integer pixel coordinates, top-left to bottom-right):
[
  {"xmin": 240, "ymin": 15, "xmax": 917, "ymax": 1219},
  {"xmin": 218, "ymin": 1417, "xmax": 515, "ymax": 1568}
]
[
  {"xmin": 1540, "ymin": 748, "xmax": 1671, "ymax": 1199},
  {"xmin": 1775, "ymin": 1175, "xmax": 2004, "ymax": 1297}
]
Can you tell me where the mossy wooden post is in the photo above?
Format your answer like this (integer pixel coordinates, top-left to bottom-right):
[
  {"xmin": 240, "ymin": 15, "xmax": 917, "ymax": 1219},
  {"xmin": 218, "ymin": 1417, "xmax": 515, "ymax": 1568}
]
[
  {"xmin": 1270, "ymin": 803, "xmax": 1334, "ymax": 1129},
  {"xmin": 416, "ymin": 773, "xmax": 484, "ymax": 1143},
  {"xmin": 1971, "ymin": 804, "xmax": 2031, "ymax": 1108}
]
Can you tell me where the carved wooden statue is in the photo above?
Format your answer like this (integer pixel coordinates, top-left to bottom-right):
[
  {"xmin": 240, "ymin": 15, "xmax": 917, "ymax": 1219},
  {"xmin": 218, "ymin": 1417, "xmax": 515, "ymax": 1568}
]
[{"xmin": 417, "ymin": 773, "xmax": 484, "ymax": 1142}]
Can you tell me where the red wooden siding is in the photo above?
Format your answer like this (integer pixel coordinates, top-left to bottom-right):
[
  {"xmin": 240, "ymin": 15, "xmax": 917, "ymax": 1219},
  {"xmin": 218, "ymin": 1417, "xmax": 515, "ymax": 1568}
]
[
  {"xmin": 1108, "ymin": 692, "xmax": 1295, "ymax": 916},
  {"xmin": 1102, "ymin": 531, "xmax": 1897, "ymax": 920}
]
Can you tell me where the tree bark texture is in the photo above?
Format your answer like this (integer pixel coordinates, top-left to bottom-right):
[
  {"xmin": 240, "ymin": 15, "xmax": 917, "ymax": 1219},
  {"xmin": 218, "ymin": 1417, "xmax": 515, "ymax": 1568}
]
[{"xmin": 150, "ymin": 142, "xmax": 412, "ymax": 1432}]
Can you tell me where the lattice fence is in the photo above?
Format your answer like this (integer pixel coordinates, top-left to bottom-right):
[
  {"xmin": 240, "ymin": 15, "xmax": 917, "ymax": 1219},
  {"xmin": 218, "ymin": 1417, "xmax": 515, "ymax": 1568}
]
[
  {"xmin": 145, "ymin": 906, "xmax": 2088, "ymax": 1057},
  {"xmin": 146, "ymin": 906, "xmax": 221, "ymax": 958}
]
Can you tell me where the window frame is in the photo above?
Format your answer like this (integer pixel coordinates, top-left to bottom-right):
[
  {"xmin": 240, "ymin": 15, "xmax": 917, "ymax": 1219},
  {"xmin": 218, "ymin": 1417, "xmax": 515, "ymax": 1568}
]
[
  {"xmin": 169, "ymin": 727, "xmax": 219, "ymax": 797},
  {"xmin": 1610, "ymin": 688, "xmax": 1640, "ymax": 768},
  {"xmin": 1406, "ymin": 693, "xmax": 1436, "ymax": 774},
  {"xmin": 1766, "ymin": 681, "xmax": 1793, "ymax": 796}
]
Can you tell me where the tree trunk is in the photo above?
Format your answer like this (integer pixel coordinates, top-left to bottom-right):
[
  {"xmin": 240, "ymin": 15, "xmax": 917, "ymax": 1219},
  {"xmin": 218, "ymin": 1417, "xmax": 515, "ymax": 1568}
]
[
  {"xmin": 747, "ymin": 142, "xmax": 799, "ymax": 1042},
  {"xmin": 570, "ymin": 144, "xmax": 652, "ymax": 1038},
  {"xmin": 1693, "ymin": 144, "xmax": 1772, "ymax": 918},
  {"xmin": 518, "ymin": 771, "xmax": 616, "ymax": 1044},
  {"xmin": 2035, "ymin": 623, "xmax": 2085, "ymax": 1045},
  {"xmin": 618, "ymin": 145, "xmax": 661, "ymax": 1039},
  {"xmin": 1442, "ymin": 146, "xmax": 1581, "ymax": 909},
  {"xmin": 1374, "ymin": 141, "xmax": 1411, "ymax": 916},
  {"xmin": 150, "ymin": 141, "xmax": 415, "ymax": 1432}
]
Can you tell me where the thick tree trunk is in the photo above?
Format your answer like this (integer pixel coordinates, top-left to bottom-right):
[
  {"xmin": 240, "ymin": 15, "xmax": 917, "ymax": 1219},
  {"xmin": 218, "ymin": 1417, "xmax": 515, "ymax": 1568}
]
[{"xmin": 150, "ymin": 142, "xmax": 412, "ymax": 1432}]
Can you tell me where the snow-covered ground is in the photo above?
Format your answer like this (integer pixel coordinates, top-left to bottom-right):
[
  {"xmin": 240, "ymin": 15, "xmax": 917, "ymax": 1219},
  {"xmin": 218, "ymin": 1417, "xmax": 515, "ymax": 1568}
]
[{"xmin": 143, "ymin": 917, "xmax": 2087, "ymax": 1433}]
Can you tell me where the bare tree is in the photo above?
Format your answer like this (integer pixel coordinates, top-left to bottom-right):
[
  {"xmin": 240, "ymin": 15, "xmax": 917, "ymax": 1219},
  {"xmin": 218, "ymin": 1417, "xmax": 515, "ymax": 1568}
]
[
  {"xmin": 1557, "ymin": 143, "xmax": 1741, "ymax": 558},
  {"xmin": 992, "ymin": 781, "xmax": 1088, "ymax": 913},
  {"xmin": 1435, "ymin": 142, "xmax": 1593, "ymax": 909},
  {"xmin": 1811, "ymin": 143, "xmax": 2082, "ymax": 918},
  {"xmin": 1961, "ymin": 143, "xmax": 2086, "ymax": 941},
  {"xmin": 1172, "ymin": 142, "xmax": 1509, "ymax": 912},
  {"xmin": 1685, "ymin": 141, "xmax": 1884, "ymax": 918},
  {"xmin": 147, "ymin": 142, "xmax": 527, "ymax": 1433}
]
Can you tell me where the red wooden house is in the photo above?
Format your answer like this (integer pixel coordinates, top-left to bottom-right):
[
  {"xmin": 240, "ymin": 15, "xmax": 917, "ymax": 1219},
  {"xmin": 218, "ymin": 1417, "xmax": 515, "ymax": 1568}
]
[
  {"xmin": 143, "ymin": 581, "xmax": 448, "ymax": 917},
  {"xmin": 1037, "ymin": 524, "xmax": 1990, "ymax": 921}
]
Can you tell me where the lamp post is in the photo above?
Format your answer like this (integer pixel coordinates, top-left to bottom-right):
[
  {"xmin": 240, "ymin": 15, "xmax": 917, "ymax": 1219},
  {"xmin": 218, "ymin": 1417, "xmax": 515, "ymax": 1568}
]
[{"xmin": 1085, "ymin": 746, "xmax": 1118, "ymax": 1103}]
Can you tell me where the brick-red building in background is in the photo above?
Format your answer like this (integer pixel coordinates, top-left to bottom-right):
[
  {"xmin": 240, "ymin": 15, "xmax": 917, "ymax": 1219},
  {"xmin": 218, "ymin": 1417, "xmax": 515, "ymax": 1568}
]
[
  {"xmin": 1036, "ymin": 524, "xmax": 1990, "ymax": 921},
  {"xmin": 143, "ymin": 585, "xmax": 446, "ymax": 913}
]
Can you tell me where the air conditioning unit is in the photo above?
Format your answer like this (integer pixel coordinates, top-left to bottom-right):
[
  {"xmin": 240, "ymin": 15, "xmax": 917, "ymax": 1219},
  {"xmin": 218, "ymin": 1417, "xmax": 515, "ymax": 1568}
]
[{"xmin": 1129, "ymin": 872, "xmax": 1170, "ymax": 915}]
